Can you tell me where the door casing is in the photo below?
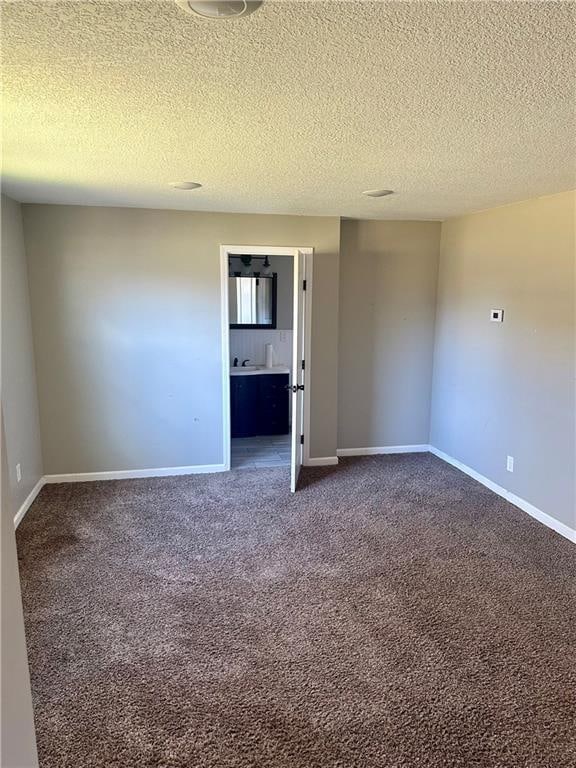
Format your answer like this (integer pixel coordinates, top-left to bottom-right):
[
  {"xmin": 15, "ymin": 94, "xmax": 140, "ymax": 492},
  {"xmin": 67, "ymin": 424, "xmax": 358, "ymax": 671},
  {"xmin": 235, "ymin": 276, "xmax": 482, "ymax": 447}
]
[{"xmin": 219, "ymin": 245, "xmax": 314, "ymax": 482}]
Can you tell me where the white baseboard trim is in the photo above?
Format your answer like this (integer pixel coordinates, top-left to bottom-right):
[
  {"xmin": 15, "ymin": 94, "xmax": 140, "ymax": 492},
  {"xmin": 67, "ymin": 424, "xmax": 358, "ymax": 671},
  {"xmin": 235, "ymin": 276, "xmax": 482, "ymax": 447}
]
[
  {"xmin": 18, "ymin": 450, "xmax": 575, "ymax": 545},
  {"xmin": 429, "ymin": 446, "xmax": 576, "ymax": 545},
  {"xmin": 43, "ymin": 463, "xmax": 228, "ymax": 484},
  {"xmin": 304, "ymin": 456, "xmax": 339, "ymax": 467},
  {"xmin": 14, "ymin": 477, "xmax": 45, "ymax": 529},
  {"xmin": 337, "ymin": 444, "xmax": 430, "ymax": 457}
]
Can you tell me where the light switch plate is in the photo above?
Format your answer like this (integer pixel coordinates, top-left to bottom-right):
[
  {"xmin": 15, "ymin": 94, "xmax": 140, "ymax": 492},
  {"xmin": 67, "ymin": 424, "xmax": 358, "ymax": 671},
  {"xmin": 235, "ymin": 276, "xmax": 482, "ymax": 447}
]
[{"xmin": 490, "ymin": 309, "xmax": 504, "ymax": 322}]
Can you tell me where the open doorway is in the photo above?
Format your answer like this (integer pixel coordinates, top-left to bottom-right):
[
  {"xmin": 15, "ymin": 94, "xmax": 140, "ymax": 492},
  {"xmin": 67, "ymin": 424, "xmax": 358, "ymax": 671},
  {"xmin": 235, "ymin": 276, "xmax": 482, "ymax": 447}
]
[{"xmin": 220, "ymin": 246, "xmax": 313, "ymax": 491}]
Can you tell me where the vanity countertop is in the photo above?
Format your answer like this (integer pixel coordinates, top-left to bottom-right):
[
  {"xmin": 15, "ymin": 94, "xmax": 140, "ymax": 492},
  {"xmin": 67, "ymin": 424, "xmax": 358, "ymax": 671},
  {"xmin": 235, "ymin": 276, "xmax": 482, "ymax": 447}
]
[{"xmin": 230, "ymin": 365, "xmax": 290, "ymax": 377}]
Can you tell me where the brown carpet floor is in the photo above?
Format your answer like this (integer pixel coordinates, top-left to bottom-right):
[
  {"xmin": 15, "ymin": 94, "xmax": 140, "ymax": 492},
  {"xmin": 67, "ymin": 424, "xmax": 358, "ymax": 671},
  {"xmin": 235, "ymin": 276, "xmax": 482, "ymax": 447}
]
[{"xmin": 17, "ymin": 454, "xmax": 576, "ymax": 768}]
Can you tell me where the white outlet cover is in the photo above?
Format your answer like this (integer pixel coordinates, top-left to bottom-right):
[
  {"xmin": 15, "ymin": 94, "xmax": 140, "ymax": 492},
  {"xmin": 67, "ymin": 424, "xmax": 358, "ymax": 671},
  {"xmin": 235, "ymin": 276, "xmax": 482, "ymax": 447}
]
[
  {"xmin": 506, "ymin": 456, "xmax": 514, "ymax": 472},
  {"xmin": 16, "ymin": 463, "xmax": 22, "ymax": 482},
  {"xmin": 491, "ymin": 309, "xmax": 504, "ymax": 322}
]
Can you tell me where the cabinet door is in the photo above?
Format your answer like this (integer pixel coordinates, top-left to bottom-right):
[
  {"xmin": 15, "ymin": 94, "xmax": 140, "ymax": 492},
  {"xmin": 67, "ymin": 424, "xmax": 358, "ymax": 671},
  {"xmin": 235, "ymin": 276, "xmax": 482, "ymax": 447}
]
[
  {"xmin": 257, "ymin": 374, "xmax": 290, "ymax": 435},
  {"xmin": 230, "ymin": 377, "xmax": 259, "ymax": 438}
]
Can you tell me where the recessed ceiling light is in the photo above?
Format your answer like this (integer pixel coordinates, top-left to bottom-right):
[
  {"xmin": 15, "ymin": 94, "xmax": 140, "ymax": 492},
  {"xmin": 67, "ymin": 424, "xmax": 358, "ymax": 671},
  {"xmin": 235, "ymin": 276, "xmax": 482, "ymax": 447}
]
[
  {"xmin": 175, "ymin": 1, "xmax": 262, "ymax": 18},
  {"xmin": 169, "ymin": 181, "xmax": 202, "ymax": 190},
  {"xmin": 362, "ymin": 189, "xmax": 394, "ymax": 198}
]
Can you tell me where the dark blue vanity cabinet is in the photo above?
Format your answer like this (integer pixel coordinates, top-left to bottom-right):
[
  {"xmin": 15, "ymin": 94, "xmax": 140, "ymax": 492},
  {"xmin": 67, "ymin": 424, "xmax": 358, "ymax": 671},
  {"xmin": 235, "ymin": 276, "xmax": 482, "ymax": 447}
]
[{"xmin": 230, "ymin": 374, "xmax": 289, "ymax": 438}]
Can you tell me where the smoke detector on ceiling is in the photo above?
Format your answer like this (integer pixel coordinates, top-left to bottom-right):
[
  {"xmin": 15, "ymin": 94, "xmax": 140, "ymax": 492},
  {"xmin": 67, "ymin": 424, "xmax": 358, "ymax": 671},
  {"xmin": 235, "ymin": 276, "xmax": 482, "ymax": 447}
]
[
  {"xmin": 175, "ymin": 1, "xmax": 262, "ymax": 18},
  {"xmin": 362, "ymin": 189, "xmax": 394, "ymax": 198},
  {"xmin": 169, "ymin": 181, "xmax": 202, "ymax": 190}
]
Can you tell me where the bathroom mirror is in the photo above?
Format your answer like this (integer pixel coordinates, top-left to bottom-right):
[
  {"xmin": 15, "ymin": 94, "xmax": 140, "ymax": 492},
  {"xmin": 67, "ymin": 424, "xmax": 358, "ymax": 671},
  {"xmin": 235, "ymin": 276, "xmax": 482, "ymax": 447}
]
[{"xmin": 229, "ymin": 275, "xmax": 277, "ymax": 329}]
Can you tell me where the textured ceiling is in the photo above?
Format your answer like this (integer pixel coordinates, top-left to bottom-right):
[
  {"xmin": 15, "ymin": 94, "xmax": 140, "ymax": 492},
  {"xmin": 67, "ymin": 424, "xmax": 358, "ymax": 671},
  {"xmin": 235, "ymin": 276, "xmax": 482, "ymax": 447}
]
[{"xmin": 2, "ymin": 0, "xmax": 575, "ymax": 220}]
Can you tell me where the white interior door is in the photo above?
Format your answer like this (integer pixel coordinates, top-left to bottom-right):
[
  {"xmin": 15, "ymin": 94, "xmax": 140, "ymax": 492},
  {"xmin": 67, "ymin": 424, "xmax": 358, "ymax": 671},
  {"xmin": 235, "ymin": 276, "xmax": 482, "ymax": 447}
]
[{"xmin": 290, "ymin": 249, "xmax": 306, "ymax": 492}]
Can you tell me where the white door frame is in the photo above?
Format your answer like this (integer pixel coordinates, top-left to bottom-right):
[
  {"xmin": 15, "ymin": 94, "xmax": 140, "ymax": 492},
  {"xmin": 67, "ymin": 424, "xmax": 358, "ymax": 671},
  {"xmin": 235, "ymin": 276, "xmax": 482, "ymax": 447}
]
[{"xmin": 220, "ymin": 245, "xmax": 314, "ymax": 473}]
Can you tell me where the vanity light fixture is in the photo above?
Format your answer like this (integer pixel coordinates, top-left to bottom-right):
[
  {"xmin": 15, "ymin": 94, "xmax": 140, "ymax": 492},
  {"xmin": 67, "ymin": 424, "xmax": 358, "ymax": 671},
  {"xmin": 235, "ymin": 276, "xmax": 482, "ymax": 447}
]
[
  {"xmin": 228, "ymin": 255, "xmax": 274, "ymax": 278},
  {"xmin": 240, "ymin": 256, "xmax": 252, "ymax": 276},
  {"xmin": 175, "ymin": 1, "xmax": 262, "ymax": 19},
  {"xmin": 261, "ymin": 256, "xmax": 271, "ymax": 276}
]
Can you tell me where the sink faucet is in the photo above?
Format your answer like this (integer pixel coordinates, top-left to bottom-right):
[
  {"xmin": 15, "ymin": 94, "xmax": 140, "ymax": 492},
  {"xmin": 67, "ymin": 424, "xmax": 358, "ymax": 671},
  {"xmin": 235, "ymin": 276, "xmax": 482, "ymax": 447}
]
[
  {"xmin": 233, "ymin": 357, "xmax": 238, "ymax": 367},
  {"xmin": 241, "ymin": 359, "xmax": 250, "ymax": 367}
]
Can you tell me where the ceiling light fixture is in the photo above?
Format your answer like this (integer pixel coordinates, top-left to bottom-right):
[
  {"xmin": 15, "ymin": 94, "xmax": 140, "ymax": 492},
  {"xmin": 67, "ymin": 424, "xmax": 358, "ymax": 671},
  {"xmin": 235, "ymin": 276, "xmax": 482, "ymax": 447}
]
[
  {"xmin": 169, "ymin": 181, "xmax": 202, "ymax": 190},
  {"xmin": 261, "ymin": 256, "xmax": 271, "ymax": 276},
  {"xmin": 175, "ymin": 1, "xmax": 262, "ymax": 19},
  {"xmin": 362, "ymin": 189, "xmax": 394, "ymax": 198},
  {"xmin": 240, "ymin": 256, "xmax": 253, "ymax": 276}
]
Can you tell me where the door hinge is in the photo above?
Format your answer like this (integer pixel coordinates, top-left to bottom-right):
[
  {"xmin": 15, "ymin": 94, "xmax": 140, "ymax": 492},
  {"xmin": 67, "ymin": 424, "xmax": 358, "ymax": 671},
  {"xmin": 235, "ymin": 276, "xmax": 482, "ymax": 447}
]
[
  {"xmin": 301, "ymin": 359, "xmax": 305, "ymax": 370},
  {"xmin": 302, "ymin": 279, "xmax": 307, "ymax": 291},
  {"xmin": 300, "ymin": 434, "xmax": 304, "ymax": 445}
]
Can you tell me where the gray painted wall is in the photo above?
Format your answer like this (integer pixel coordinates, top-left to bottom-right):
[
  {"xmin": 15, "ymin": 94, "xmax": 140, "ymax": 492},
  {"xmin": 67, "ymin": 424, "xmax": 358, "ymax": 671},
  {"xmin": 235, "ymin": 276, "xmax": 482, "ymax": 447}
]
[
  {"xmin": 23, "ymin": 205, "xmax": 340, "ymax": 471},
  {"xmin": 430, "ymin": 191, "xmax": 575, "ymax": 529},
  {"xmin": 0, "ymin": 195, "xmax": 42, "ymax": 761},
  {"xmin": 1, "ymin": 194, "xmax": 43, "ymax": 518},
  {"xmin": 1, "ymin": 413, "xmax": 39, "ymax": 768},
  {"xmin": 338, "ymin": 219, "xmax": 441, "ymax": 450}
]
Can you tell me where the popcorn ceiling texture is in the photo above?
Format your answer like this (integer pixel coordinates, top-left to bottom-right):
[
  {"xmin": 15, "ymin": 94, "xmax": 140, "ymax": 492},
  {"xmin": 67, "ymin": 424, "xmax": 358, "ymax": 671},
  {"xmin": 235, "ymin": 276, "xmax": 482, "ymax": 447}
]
[
  {"xmin": 16, "ymin": 455, "xmax": 576, "ymax": 767},
  {"xmin": 2, "ymin": 0, "xmax": 575, "ymax": 219}
]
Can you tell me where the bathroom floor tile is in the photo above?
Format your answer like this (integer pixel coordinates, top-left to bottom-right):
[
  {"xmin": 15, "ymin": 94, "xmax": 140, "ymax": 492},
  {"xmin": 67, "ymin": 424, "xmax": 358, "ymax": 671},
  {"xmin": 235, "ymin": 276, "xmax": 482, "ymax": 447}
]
[{"xmin": 231, "ymin": 434, "xmax": 291, "ymax": 469}]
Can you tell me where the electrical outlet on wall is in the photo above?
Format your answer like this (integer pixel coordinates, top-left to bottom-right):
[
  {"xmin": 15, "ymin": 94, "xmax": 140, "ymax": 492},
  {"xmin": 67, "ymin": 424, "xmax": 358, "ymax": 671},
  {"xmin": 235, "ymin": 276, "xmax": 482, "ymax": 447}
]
[
  {"xmin": 16, "ymin": 463, "xmax": 22, "ymax": 483},
  {"xmin": 506, "ymin": 456, "xmax": 514, "ymax": 473}
]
